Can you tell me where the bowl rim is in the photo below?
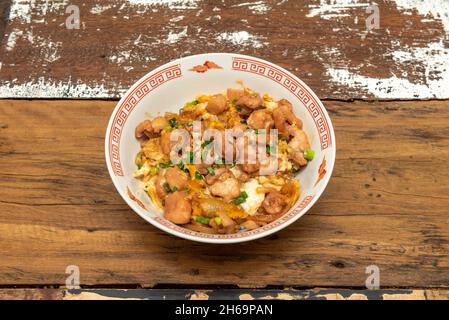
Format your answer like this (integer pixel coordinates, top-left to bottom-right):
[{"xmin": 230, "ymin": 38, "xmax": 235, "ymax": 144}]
[{"xmin": 105, "ymin": 52, "xmax": 336, "ymax": 244}]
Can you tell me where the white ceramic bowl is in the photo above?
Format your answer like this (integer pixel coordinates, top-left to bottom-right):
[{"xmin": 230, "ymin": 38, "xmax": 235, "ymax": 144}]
[{"xmin": 105, "ymin": 53, "xmax": 336, "ymax": 244}]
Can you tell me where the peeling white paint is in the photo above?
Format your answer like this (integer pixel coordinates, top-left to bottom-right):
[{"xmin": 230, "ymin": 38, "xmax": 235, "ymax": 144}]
[
  {"xmin": 0, "ymin": 78, "xmax": 113, "ymax": 98},
  {"xmin": 5, "ymin": 29, "xmax": 23, "ymax": 51},
  {"xmin": 166, "ymin": 26, "xmax": 188, "ymax": 44},
  {"xmin": 307, "ymin": 0, "xmax": 370, "ymax": 20},
  {"xmin": 234, "ymin": 1, "xmax": 271, "ymax": 14},
  {"xmin": 41, "ymin": 41, "xmax": 62, "ymax": 63},
  {"xmin": 393, "ymin": 0, "xmax": 449, "ymax": 35},
  {"xmin": 8, "ymin": 0, "xmax": 69, "ymax": 23},
  {"xmin": 126, "ymin": 0, "xmax": 200, "ymax": 10},
  {"xmin": 109, "ymin": 50, "xmax": 132, "ymax": 64},
  {"xmin": 90, "ymin": 4, "xmax": 113, "ymax": 15},
  {"xmin": 326, "ymin": 40, "xmax": 449, "ymax": 99},
  {"xmin": 307, "ymin": 0, "xmax": 449, "ymax": 37},
  {"xmin": 169, "ymin": 15, "xmax": 185, "ymax": 22},
  {"xmin": 217, "ymin": 31, "xmax": 264, "ymax": 48}
]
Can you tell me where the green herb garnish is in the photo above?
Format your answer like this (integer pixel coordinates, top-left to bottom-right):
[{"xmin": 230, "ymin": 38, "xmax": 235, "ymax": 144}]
[
  {"xmin": 195, "ymin": 216, "xmax": 210, "ymax": 224},
  {"xmin": 163, "ymin": 182, "xmax": 172, "ymax": 193},
  {"xmin": 266, "ymin": 144, "xmax": 275, "ymax": 155},
  {"xmin": 168, "ymin": 118, "xmax": 179, "ymax": 128},
  {"xmin": 159, "ymin": 160, "xmax": 173, "ymax": 168},
  {"xmin": 232, "ymin": 191, "xmax": 248, "ymax": 205},
  {"xmin": 177, "ymin": 162, "xmax": 189, "ymax": 173},
  {"xmin": 186, "ymin": 99, "xmax": 199, "ymax": 107},
  {"xmin": 207, "ymin": 167, "xmax": 215, "ymax": 176},
  {"xmin": 184, "ymin": 151, "xmax": 195, "ymax": 164},
  {"xmin": 304, "ymin": 148, "xmax": 315, "ymax": 161},
  {"xmin": 201, "ymin": 140, "xmax": 212, "ymax": 148},
  {"xmin": 135, "ymin": 152, "xmax": 143, "ymax": 169},
  {"xmin": 195, "ymin": 171, "xmax": 204, "ymax": 180}
]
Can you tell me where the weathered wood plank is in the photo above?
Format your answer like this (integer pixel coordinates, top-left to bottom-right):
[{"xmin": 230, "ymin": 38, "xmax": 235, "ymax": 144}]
[
  {"xmin": 0, "ymin": 0, "xmax": 448, "ymax": 99},
  {"xmin": 1, "ymin": 99, "xmax": 449, "ymax": 287},
  {"xmin": 1, "ymin": 288, "xmax": 449, "ymax": 300}
]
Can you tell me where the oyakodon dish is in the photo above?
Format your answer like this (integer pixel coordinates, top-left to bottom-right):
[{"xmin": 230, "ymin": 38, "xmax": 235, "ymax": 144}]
[{"xmin": 133, "ymin": 87, "xmax": 315, "ymax": 234}]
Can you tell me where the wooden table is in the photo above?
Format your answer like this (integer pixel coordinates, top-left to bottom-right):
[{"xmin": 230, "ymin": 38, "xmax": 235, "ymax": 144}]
[{"xmin": 1, "ymin": 0, "xmax": 449, "ymax": 300}]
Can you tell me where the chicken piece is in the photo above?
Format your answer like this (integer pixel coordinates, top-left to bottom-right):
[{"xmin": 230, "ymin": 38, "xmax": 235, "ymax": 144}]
[
  {"xmin": 236, "ymin": 93, "xmax": 263, "ymax": 110},
  {"xmin": 288, "ymin": 127, "xmax": 310, "ymax": 151},
  {"xmin": 135, "ymin": 117, "xmax": 169, "ymax": 139},
  {"xmin": 208, "ymin": 172, "xmax": 241, "ymax": 202},
  {"xmin": 287, "ymin": 127, "xmax": 310, "ymax": 167},
  {"xmin": 160, "ymin": 130, "xmax": 186, "ymax": 157},
  {"xmin": 155, "ymin": 171, "xmax": 168, "ymax": 199},
  {"xmin": 159, "ymin": 131, "xmax": 172, "ymax": 156},
  {"xmin": 206, "ymin": 94, "xmax": 228, "ymax": 115},
  {"xmin": 230, "ymin": 166, "xmax": 250, "ymax": 183},
  {"xmin": 240, "ymin": 163, "xmax": 260, "ymax": 174},
  {"xmin": 273, "ymin": 99, "xmax": 303, "ymax": 137},
  {"xmin": 217, "ymin": 211, "xmax": 237, "ymax": 233},
  {"xmin": 232, "ymin": 123, "xmax": 248, "ymax": 135},
  {"xmin": 262, "ymin": 191, "xmax": 287, "ymax": 214},
  {"xmin": 204, "ymin": 168, "xmax": 228, "ymax": 185},
  {"xmin": 247, "ymin": 109, "xmax": 274, "ymax": 130},
  {"xmin": 165, "ymin": 167, "xmax": 188, "ymax": 190},
  {"xmin": 195, "ymin": 163, "xmax": 210, "ymax": 175},
  {"xmin": 241, "ymin": 220, "xmax": 259, "ymax": 230},
  {"xmin": 151, "ymin": 117, "xmax": 168, "ymax": 133},
  {"xmin": 135, "ymin": 120, "xmax": 152, "ymax": 139},
  {"xmin": 227, "ymin": 88, "xmax": 244, "ymax": 101},
  {"xmin": 235, "ymin": 134, "xmax": 260, "ymax": 173},
  {"xmin": 164, "ymin": 191, "xmax": 192, "ymax": 224}
]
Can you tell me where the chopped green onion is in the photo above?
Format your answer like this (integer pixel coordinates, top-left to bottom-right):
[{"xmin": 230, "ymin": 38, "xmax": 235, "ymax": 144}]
[
  {"xmin": 195, "ymin": 216, "xmax": 210, "ymax": 224},
  {"xmin": 186, "ymin": 122, "xmax": 193, "ymax": 127},
  {"xmin": 232, "ymin": 191, "xmax": 248, "ymax": 205},
  {"xmin": 195, "ymin": 171, "xmax": 204, "ymax": 180},
  {"xmin": 207, "ymin": 167, "xmax": 215, "ymax": 176},
  {"xmin": 135, "ymin": 152, "xmax": 143, "ymax": 168},
  {"xmin": 177, "ymin": 162, "xmax": 189, "ymax": 173},
  {"xmin": 184, "ymin": 151, "xmax": 195, "ymax": 164},
  {"xmin": 163, "ymin": 182, "xmax": 172, "ymax": 193},
  {"xmin": 168, "ymin": 118, "xmax": 179, "ymax": 128},
  {"xmin": 149, "ymin": 167, "xmax": 160, "ymax": 175},
  {"xmin": 266, "ymin": 144, "xmax": 275, "ymax": 155},
  {"xmin": 214, "ymin": 217, "xmax": 222, "ymax": 225},
  {"xmin": 159, "ymin": 160, "xmax": 173, "ymax": 168},
  {"xmin": 201, "ymin": 140, "xmax": 212, "ymax": 148},
  {"xmin": 304, "ymin": 148, "xmax": 315, "ymax": 161},
  {"xmin": 291, "ymin": 165, "xmax": 301, "ymax": 174},
  {"xmin": 235, "ymin": 105, "xmax": 242, "ymax": 111},
  {"xmin": 163, "ymin": 182, "xmax": 178, "ymax": 193},
  {"xmin": 186, "ymin": 99, "xmax": 199, "ymax": 107}
]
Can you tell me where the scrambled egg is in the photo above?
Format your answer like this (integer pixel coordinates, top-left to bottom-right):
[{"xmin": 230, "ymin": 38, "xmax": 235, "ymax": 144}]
[
  {"xmin": 133, "ymin": 162, "xmax": 151, "ymax": 178},
  {"xmin": 143, "ymin": 176, "xmax": 163, "ymax": 210},
  {"xmin": 142, "ymin": 138, "xmax": 166, "ymax": 166},
  {"xmin": 240, "ymin": 178, "xmax": 265, "ymax": 216},
  {"xmin": 277, "ymin": 140, "xmax": 292, "ymax": 172}
]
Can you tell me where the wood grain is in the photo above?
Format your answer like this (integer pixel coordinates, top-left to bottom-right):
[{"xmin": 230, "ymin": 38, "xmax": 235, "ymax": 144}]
[
  {"xmin": 2, "ymin": 288, "xmax": 449, "ymax": 300},
  {"xmin": 1, "ymin": 99, "xmax": 449, "ymax": 287},
  {"xmin": 0, "ymin": 0, "xmax": 448, "ymax": 99}
]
